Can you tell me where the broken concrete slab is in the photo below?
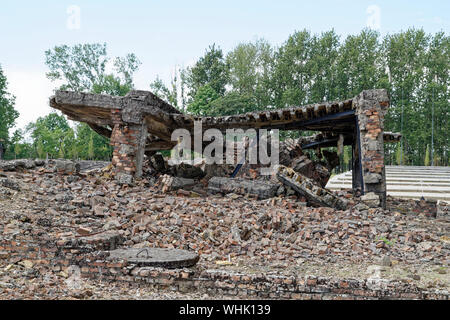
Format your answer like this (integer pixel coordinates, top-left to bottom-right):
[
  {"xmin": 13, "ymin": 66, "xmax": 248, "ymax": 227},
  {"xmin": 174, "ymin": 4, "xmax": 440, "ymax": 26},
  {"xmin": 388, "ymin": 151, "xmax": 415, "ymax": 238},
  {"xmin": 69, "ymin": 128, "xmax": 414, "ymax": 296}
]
[
  {"xmin": 54, "ymin": 159, "xmax": 80, "ymax": 175},
  {"xmin": 207, "ymin": 177, "xmax": 279, "ymax": 200},
  {"xmin": 361, "ymin": 192, "xmax": 381, "ymax": 208},
  {"xmin": 203, "ymin": 163, "xmax": 235, "ymax": 178},
  {"xmin": 290, "ymin": 156, "xmax": 331, "ymax": 188},
  {"xmin": 109, "ymin": 247, "xmax": 199, "ymax": 268},
  {"xmin": 77, "ymin": 160, "xmax": 110, "ymax": 172},
  {"xmin": 278, "ymin": 138, "xmax": 304, "ymax": 166},
  {"xmin": 50, "ymin": 89, "xmax": 394, "ymax": 196},
  {"xmin": 159, "ymin": 174, "xmax": 196, "ymax": 192},
  {"xmin": 275, "ymin": 165, "xmax": 348, "ymax": 210},
  {"xmin": 0, "ymin": 159, "xmax": 43, "ymax": 171}
]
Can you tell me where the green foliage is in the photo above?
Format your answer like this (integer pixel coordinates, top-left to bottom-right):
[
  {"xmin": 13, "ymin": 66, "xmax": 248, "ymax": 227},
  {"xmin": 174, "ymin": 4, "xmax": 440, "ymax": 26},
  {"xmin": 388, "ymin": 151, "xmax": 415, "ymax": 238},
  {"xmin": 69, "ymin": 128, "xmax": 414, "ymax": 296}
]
[
  {"xmin": 150, "ymin": 75, "xmax": 179, "ymax": 108},
  {"xmin": 395, "ymin": 144, "xmax": 407, "ymax": 165},
  {"xmin": 377, "ymin": 237, "xmax": 396, "ymax": 247},
  {"xmin": 0, "ymin": 64, "xmax": 19, "ymax": 150},
  {"xmin": 74, "ymin": 123, "xmax": 112, "ymax": 161},
  {"xmin": 36, "ymin": 139, "xmax": 45, "ymax": 159},
  {"xmin": 209, "ymin": 92, "xmax": 257, "ymax": 116},
  {"xmin": 184, "ymin": 44, "xmax": 228, "ymax": 100},
  {"xmin": 26, "ymin": 113, "xmax": 74, "ymax": 159},
  {"xmin": 45, "ymin": 43, "xmax": 141, "ymax": 94},
  {"xmin": 382, "ymin": 29, "xmax": 449, "ymax": 166},
  {"xmin": 271, "ymin": 29, "xmax": 313, "ymax": 107},
  {"xmin": 45, "ymin": 43, "xmax": 108, "ymax": 92},
  {"xmin": 186, "ymin": 85, "xmax": 220, "ymax": 116},
  {"xmin": 336, "ymin": 29, "xmax": 382, "ymax": 99},
  {"xmin": 88, "ymin": 134, "xmax": 94, "ymax": 160},
  {"xmin": 343, "ymin": 146, "xmax": 351, "ymax": 169},
  {"xmin": 5, "ymin": 129, "xmax": 29, "ymax": 160},
  {"xmin": 226, "ymin": 39, "xmax": 274, "ymax": 109}
]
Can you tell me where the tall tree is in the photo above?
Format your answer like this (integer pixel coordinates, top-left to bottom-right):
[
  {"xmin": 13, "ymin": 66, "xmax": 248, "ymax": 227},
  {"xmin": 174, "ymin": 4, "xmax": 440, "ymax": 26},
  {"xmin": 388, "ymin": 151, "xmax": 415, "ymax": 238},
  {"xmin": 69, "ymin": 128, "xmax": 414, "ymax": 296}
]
[
  {"xmin": 336, "ymin": 29, "xmax": 382, "ymax": 100},
  {"xmin": 186, "ymin": 84, "xmax": 220, "ymax": 116},
  {"xmin": 0, "ymin": 64, "xmax": 19, "ymax": 151},
  {"xmin": 184, "ymin": 44, "xmax": 228, "ymax": 101},
  {"xmin": 44, "ymin": 43, "xmax": 141, "ymax": 160},
  {"xmin": 45, "ymin": 43, "xmax": 141, "ymax": 95},
  {"xmin": 150, "ymin": 73, "xmax": 179, "ymax": 109},
  {"xmin": 382, "ymin": 29, "xmax": 430, "ymax": 165},
  {"xmin": 272, "ymin": 30, "xmax": 314, "ymax": 108},
  {"xmin": 26, "ymin": 113, "xmax": 75, "ymax": 159},
  {"xmin": 308, "ymin": 30, "xmax": 340, "ymax": 102},
  {"xmin": 226, "ymin": 39, "xmax": 274, "ymax": 110}
]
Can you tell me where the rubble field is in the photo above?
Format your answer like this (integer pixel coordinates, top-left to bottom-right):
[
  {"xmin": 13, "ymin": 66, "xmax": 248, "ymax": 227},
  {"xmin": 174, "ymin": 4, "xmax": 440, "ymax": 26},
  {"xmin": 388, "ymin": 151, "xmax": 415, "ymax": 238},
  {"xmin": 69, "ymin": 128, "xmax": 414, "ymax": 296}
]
[{"xmin": 0, "ymin": 159, "xmax": 448, "ymax": 300}]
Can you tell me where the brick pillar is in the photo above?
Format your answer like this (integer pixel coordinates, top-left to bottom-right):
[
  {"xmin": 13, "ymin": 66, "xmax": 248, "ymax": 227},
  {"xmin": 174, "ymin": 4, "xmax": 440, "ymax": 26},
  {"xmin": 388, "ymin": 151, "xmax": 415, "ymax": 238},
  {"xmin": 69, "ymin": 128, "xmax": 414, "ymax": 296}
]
[
  {"xmin": 110, "ymin": 109, "xmax": 148, "ymax": 184},
  {"xmin": 353, "ymin": 89, "xmax": 390, "ymax": 209}
]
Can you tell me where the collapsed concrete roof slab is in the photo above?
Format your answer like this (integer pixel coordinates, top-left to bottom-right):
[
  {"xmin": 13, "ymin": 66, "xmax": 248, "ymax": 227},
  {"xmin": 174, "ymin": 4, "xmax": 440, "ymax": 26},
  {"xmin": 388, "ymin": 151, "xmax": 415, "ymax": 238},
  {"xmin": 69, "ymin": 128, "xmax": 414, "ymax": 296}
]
[{"xmin": 50, "ymin": 88, "xmax": 398, "ymax": 208}]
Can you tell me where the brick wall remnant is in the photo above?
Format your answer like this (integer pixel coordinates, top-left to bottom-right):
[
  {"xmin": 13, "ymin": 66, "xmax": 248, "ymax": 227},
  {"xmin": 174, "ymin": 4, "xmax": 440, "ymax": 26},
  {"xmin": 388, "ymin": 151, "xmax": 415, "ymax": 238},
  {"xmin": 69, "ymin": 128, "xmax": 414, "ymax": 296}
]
[
  {"xmin": 110, "ymin": 110, "xmax": 148, "ymax": 184},
  {"xmin": 353, "ymin": 90, "xmax": 390, "ymax": 209}
]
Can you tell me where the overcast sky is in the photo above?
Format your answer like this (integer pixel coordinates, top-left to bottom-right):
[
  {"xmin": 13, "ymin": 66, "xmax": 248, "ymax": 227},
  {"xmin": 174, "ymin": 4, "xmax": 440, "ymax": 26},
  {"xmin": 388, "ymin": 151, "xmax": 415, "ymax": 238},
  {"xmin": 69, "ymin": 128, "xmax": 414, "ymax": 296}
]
[{"xmin": 1, "ymin": 0, "xmax": 449, "ymax": 130}]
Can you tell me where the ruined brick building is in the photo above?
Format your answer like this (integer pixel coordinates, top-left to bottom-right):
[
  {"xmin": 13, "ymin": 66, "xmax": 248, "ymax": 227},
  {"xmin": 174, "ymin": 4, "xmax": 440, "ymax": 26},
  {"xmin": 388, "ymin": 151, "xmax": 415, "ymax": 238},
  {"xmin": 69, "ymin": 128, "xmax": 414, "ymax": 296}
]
[{"xmin": 50, "ymin": 89, "xmax": 400, "ymax": 209}]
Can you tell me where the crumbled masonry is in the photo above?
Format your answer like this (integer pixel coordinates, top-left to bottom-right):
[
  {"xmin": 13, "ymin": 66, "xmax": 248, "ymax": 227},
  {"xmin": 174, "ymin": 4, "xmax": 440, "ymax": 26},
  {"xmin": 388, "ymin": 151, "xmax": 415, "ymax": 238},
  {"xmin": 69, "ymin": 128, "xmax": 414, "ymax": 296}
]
[{"xmin": 0, "ymin": 160, "xmax": 448, "ymax": 300}]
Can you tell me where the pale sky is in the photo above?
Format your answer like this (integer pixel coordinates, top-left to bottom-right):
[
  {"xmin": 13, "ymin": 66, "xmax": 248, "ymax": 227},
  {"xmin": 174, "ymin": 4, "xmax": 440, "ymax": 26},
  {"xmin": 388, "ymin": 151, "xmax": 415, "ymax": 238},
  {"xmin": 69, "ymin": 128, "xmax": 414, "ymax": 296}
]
[{"xmin": 1, "ymin": 0, "xmax": 448, "ymax": 130}]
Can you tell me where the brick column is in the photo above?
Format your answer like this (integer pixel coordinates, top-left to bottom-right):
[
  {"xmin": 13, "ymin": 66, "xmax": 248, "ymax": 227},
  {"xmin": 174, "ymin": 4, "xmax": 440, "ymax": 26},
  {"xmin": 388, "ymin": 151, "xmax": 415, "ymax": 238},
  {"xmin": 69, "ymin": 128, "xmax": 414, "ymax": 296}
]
[
  {"xmin": 110, "ymin": 109, "xmax": 148, "ymax": 184},
  {"xmin": 353, "ymin": 89, "xmax": 390, "ymax": 209}
]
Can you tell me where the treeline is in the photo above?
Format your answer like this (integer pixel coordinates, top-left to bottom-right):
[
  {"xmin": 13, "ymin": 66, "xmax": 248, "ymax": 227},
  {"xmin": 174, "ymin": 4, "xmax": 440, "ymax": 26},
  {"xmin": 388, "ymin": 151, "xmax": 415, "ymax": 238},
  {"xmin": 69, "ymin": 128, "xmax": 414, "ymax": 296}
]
[
  {"xmin": 153, "ymin": 28, "xmax": 449, "ymax": 166},
  {"xmin": 0, "ymin": 28, "xmax": 449, "ymax": 166}
]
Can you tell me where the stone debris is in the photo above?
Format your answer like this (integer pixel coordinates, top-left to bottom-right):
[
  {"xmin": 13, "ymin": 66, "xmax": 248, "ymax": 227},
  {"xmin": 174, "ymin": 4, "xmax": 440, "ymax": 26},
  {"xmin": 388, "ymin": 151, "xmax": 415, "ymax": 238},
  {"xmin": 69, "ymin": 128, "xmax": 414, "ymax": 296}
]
[
  {"xmin": 54, "ymin": 160, "xmax": 80, "ymax": 175},
  {"xmin": 159, "ymin": 174, "xmax": 195, "ymax": 192},
  {"xmin": 0, "ymin": 160, "xmax": 448, "ymax": 299},
  {"xmin": 207, "ymin": 177, "xmax": 279, "ymax": 200},
  {"xmin": 361, "ymin": 192, "xmax": 381, "ymax": 208},
  {"xmin": 276, "ymin": 165, "xmax": 348, "ymax": 210},
  {"xmin": 149, "ymin": 153, "xmax": 169, "ymax": 173},
  {"xmin": 278, "ymin": 137, "xmax": 304, "ymax": 166},
  {"xmin": 378, "ymin": 255, "xmax": 392, "ymax": 267},
  {"xmin": 171, "ymin": 163, "xmax": 205, "ymax": 180},
  {"xmin": 437, "ymin": 200, "xmax": 449, "ymax": 221}
]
